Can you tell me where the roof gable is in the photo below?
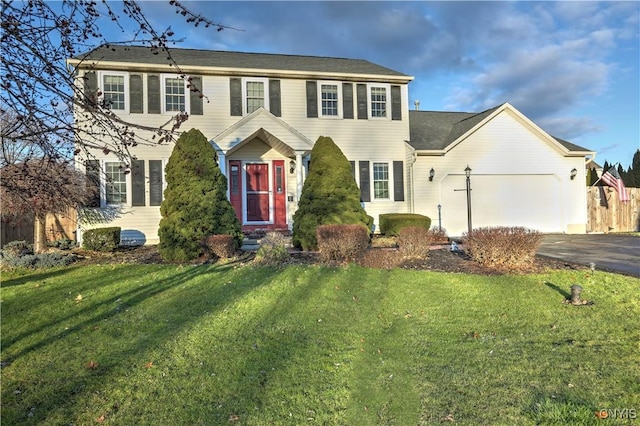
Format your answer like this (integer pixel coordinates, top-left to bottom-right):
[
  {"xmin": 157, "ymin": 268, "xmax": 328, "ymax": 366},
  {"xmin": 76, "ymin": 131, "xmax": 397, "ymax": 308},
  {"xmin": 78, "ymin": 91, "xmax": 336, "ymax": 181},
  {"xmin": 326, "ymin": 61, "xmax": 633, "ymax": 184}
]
[{"xmin": 409, "ymin": 102, "xmax": 592, "ymax": 155}]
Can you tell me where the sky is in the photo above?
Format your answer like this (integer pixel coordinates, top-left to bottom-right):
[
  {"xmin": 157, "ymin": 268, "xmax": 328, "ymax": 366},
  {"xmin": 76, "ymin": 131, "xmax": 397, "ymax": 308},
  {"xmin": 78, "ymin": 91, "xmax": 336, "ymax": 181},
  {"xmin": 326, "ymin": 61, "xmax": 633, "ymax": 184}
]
[{"xmin": 129, "ymin": 1, "xmax": 639, "ymax": 169}]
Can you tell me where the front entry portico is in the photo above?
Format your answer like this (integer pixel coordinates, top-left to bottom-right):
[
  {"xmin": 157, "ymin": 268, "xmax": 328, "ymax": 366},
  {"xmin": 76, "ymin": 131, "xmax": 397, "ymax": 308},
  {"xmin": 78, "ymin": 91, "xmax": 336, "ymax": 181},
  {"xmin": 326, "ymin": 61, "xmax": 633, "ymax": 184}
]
[{"xmin": 228, "ymin": 159, "xmax": 287, "ymax": 231}]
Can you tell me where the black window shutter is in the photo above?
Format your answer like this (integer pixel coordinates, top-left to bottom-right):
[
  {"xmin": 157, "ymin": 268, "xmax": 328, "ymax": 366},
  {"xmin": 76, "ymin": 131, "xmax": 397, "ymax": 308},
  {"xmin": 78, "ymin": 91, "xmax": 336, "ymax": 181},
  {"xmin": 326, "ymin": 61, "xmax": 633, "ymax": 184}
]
[
  {"xmin": 229, "ymin": 78, "xmax": 242, "ymax": 116},
  {"xmin": 269, "ymin": 79, "xmax": 281, "ymax": 117},
  {"xmin": 149, "ymin": 160, "xmax": 163, "ymax": 206},
  {"xmin": 85, "ymin": 160, "xmax": 101, "ymax": 207},
  {"xmin": 132, "ymin": 160, "xmax": 146, "ymax": 206},
  {"xmin": 391, "ymin": 85, "xmax": 402, "ymax": 121},
  {"xmin": 130, "ymin": 74, "xmax": 143, "ymax": 113},
  {"xmin": 147, "ymin": 75, "xmax": 160, "ymax": 114},
  {"xmin": 343, "ymin": 83, "xmax": 354, "ymax": 119},
  {"xmin": 349, "ymin": 160, "xmax": 355, "ymax": 178},
  {"xmin": 393, "ymin": 161, "xmax": 404, "ymax": 201},
  {"xmin": 356, "ymin": 84, "xmax": 368, "ymax": 120},
  {"xmin": 84, "ymin": 71, "xmax": 98, "ymax": 106},
  {"xmin": 189, "ymin": 76, "xmax": 203, "ymax": 115},
  {"xmin": 306, "ymin": 81, "xmax": 318, "ymax": 118},
  {"xmin": 359, "ymin": 161, "xmax": 370, "ymax": 202}
]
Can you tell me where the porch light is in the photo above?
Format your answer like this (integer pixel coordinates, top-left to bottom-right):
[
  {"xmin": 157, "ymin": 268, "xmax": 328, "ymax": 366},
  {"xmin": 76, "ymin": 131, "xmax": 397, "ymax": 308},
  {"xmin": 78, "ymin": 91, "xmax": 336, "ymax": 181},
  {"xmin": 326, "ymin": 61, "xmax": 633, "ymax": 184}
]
[
  {"xmin": 429, "ymin": 168, "xmax": 435, "ymax": 181},
  {"xmin": 570, "ymin": 168, "xmax": 577, "ymax": 180},
  {"xmin": 289, "ymin": 159, "xmax": 296, "ymax": 174}
]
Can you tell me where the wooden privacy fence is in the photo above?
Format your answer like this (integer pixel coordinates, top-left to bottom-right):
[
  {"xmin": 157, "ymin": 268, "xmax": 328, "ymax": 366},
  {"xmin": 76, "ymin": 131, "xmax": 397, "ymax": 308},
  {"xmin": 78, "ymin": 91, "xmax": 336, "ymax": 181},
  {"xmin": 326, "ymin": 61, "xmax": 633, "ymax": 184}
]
[
  {"xmin": 587, "ymin": 187, "xmax": 639, "ymax": 233},
  {"xmin": 1, "ymin": 207, "xmax": 78, "ymax": 247}
]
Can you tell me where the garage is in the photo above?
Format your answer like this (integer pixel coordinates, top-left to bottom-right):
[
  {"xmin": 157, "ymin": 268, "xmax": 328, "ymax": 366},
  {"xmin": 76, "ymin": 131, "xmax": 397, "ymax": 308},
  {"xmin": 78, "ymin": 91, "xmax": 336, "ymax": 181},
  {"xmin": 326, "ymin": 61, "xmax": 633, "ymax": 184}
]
[{"xmin": 439, "ymin": 174, "xmax": 563, "ymax": 236}]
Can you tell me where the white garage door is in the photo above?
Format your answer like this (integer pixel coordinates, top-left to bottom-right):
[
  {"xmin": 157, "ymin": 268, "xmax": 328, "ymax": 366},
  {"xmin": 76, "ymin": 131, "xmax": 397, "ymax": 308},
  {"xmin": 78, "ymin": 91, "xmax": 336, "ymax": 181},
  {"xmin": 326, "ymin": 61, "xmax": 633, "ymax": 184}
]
[{"xmin": 440, "ymin": 174, "xmax": 563, "ymax": 236}]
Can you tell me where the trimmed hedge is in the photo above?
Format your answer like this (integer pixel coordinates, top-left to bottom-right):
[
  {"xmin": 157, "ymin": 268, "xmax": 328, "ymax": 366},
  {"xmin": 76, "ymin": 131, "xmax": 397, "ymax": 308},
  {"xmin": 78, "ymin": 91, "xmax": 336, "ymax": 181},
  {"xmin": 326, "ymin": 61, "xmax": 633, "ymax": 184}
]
[
  {"xmin": 203, "ymin": 234, "xmax": 237, "ymax": 260},
  {"xmin": 82, "ymin": 227, "xmax": 121, "ymax": 252},
  {"xmin": 316, "ymin": 224, "xmax": 369, "ymax": 264},
  {"xmin": 379, "ymin": 213, "xmax": 431, "ymax": 236},
  {"xmin": 463, "ymin": 226, "xmax": 543, "ymax": 268}
]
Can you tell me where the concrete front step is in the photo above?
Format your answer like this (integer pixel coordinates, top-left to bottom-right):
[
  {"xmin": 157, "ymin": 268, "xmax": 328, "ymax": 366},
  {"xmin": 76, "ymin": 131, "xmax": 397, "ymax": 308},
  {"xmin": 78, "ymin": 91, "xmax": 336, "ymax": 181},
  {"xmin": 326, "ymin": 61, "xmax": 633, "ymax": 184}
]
[{"xmin": 241, "ymin": 236, "xmax": 293, "ymax": 252}]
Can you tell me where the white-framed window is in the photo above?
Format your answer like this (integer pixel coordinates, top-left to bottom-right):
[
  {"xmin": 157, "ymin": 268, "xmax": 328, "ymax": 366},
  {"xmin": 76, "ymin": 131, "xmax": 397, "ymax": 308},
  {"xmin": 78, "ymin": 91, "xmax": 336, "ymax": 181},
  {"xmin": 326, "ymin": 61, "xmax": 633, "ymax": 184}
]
[
  {"xmin": 105, "ymin": 162, "xmax": 127, "ymax": 204},
  {"xmin": 369, "ymin": 84, "xmax": 389, "ymax": 119},
  {"xmin": 243, "ymin": 78, "xmax": 268, "ymax": 114},
  {"xmin": 162, "ymin": 75, "xmax": 189, "ymax": 114},
  {"xmin": 373, "ymin": 162, "xmax": 390, "ymax": 199},
  {"xmin": 99, "ymin": 71, "xmax": 128, "ymax": 113},
  {"xmin": 319, "ymin": 82, "xmax": 341, "ymax": 117}
]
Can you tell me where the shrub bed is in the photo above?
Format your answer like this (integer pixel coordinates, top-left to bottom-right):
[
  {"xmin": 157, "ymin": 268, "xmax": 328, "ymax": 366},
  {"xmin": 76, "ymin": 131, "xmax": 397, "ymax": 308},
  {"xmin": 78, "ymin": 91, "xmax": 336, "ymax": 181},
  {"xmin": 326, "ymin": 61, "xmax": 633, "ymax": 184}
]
[
  {"xmin": 82, "ymin": 227, "xmax": 121, "ymax": 252},
  {"xmin": 204, "ymin": 234, "xmax": 237, "ymax": 260},
  {"xmin": 379, "ymin": 213, "xmax": 431, "ymax": 236},
  {"xmin": 397, "ymin": 226, "xmax": 435, "ymax": 259},
  {"xmin": 463, "ymin": 226, "xmax": 543, "ymax": 268},
  {"xmin": 316, "ymin": 224, "xmax": 369, "ymax": 264},
  {"xmin": 0, "ymin": 240, "xmax": 77, "ymax": 269}
]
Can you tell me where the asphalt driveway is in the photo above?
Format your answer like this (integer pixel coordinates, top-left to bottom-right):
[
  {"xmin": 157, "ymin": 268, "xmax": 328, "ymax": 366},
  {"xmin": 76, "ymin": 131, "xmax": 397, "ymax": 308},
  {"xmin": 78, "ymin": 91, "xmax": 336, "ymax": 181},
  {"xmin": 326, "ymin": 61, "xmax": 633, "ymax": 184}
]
[{"xmin": 537, "ymin": 234, "xmax": 640, "ymax": 277}]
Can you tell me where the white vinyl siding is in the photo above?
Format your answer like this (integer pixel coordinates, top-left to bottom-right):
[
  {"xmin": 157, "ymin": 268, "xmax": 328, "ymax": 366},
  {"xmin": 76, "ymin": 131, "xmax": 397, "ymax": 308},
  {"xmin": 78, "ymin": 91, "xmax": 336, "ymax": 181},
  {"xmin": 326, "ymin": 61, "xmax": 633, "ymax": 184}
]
[{"xmin": 105, "ymin": 162, "xmax": 127, "ymax": 204}]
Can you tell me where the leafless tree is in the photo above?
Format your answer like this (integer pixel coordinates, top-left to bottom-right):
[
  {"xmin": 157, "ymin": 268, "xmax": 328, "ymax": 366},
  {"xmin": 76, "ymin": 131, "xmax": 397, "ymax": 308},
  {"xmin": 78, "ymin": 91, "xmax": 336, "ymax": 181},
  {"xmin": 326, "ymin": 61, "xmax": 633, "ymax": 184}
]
[{"xmin": 1, "ymin": 0, "xmax": 236, "ymax": 249}]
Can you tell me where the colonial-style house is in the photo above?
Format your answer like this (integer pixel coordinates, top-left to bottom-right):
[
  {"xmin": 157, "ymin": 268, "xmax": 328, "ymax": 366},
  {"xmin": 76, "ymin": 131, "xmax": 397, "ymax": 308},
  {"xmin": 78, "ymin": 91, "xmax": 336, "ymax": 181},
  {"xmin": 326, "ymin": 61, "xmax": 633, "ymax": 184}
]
[{"xmin": 68, "ymin": 46, "xmax": 594, "ymax": 244}]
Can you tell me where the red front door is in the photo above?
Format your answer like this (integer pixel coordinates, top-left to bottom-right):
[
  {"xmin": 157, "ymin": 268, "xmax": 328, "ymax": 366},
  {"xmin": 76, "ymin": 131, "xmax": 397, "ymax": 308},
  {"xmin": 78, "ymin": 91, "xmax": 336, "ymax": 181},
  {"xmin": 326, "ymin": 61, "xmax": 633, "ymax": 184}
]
[{"xmin": 245, "ymin": 163, "xmax": 270, "ymax": 222}]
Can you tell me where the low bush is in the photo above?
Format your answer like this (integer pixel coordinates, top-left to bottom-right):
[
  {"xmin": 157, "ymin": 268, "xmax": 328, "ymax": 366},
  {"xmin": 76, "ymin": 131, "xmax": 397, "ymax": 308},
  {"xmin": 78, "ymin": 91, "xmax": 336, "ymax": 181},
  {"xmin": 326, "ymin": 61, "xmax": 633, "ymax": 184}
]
[
  {"xmin": 397, "ymin": 226, "xmax": 435, "ymax": 259},
  {"xmin": 254, "ymin": 232, "xmax": 290, "ymax": 266},
  {"xmin": 48, "ymin": 238, "xmax": 77, "ymax": 250},
  {"xmin": 429, "ymin": 227, "xmax": 449, "ymax": 243},
  {"xmin": 1, "ymin": 240, "xmax": 34, "ymax": 258},
  {"xmin": 1, "ymin": 250, "xmax": 76, "ymax": 269},
  {"xmin": 82, "ymin": 227, "xmax": 121, "ymax": 252},
  {"xmin": 379, "ymin": 213, "xmax": 431, "ymax": 236},
  {"xmin": 316, "ymin": 224, "xmax": 369, "ymax": 264},
  {"xmin": 463, "ymin": 226, "xmax": 543, "ymax": 269},
  {"xmin": 204, "ymin": 234, "xmax": 237, "ymax": 260}
]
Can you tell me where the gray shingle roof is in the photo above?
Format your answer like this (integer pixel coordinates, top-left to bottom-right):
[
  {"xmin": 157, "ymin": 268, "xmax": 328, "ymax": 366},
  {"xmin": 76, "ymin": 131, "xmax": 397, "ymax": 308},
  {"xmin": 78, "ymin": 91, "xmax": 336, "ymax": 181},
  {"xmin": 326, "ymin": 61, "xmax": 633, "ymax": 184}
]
[
  {"xmin": 72, "ymin": 45, "xmax": 411, "ymax": 78},
  {"xmin": 409, "ymin": 104, "xmax": 591, "ymax": 153}
]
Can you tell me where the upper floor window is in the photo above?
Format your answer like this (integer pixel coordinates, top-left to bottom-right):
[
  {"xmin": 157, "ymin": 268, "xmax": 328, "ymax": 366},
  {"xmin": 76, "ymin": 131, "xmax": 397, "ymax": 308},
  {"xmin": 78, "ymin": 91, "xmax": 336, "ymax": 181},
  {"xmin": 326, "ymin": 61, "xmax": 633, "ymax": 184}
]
[
  {"xmin": 245, "ymin": 79, "xmax": 267, "ymax": 114},
  {"xmin": 373, "ymin": 162, "xmax": 390, "ymax": 199},
  {"xmin": 105, "ymin": 162, "xmax": 127, "ymax": 204},
  {"xmin": 370, "ymin": 86, "xmax": 387, "ymax": 118},
  {"xmin": 321, "ymin": 83, "xmax": 339, "ymax": 116},
  {"xmin": 164, "ymin": 76, "xmax": 186, "ymax": 113},
  {"xmin": 98, "ymin": 71, "xmax": 128, "ymax": 112}
]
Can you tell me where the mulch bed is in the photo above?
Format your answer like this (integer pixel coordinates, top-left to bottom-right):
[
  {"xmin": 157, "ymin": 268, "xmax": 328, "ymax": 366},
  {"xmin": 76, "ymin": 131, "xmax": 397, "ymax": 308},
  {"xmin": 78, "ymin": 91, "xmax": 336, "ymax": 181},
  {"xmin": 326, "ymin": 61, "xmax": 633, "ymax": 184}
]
[{"xmin": 72, "ymin": 244, "xmax": 587, "ymax": 276}]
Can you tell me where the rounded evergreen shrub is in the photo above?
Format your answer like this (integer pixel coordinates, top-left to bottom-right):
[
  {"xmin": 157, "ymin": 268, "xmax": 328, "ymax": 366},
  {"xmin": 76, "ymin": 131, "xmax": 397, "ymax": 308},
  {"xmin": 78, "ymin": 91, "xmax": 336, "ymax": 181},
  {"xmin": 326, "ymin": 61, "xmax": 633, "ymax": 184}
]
[
  {"xmin": 292, "ymin": 136, "xmax": 372, "ymax": 250},
  {"xmin": 159, "ymin": 128, "xmax": 242, "ymax": 262}
]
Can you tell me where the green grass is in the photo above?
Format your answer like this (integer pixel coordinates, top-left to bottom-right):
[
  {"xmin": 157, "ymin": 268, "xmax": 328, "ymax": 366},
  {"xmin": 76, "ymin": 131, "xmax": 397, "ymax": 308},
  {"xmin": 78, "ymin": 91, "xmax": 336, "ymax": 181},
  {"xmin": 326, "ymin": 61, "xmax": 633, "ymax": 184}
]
[{"xmin": 1, "ymin": 263, "xmax": 639, "ymax": 425}]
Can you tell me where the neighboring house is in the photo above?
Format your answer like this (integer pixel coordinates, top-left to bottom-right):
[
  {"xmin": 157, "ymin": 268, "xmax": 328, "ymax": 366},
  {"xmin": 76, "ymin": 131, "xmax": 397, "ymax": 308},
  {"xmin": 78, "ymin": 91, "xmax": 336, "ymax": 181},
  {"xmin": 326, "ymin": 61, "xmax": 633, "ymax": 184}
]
[{"xmin": 68, "ymin": 46, "xmax": 594, "ymax": 244}]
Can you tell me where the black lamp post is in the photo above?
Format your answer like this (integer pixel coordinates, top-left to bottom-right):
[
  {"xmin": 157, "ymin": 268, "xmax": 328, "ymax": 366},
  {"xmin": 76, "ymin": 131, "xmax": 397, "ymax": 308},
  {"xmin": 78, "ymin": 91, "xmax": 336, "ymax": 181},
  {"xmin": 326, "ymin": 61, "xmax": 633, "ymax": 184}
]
[{"xmin": 465, "ymin": 165, "xmax": 472, "ymax": 234}]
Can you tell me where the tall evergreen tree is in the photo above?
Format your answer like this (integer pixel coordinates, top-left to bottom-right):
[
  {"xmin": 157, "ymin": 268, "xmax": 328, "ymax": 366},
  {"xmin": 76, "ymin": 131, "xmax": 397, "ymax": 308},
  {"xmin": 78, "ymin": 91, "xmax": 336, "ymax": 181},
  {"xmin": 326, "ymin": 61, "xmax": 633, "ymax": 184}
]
[
  {"xmin": 292, "ymin": 136, "xmax": 372, "ymax": 250},
  {"xmin": 629, "ymin": 149, "xmax": 640, "ymax": 187},
  {"xmin": 158, "ymin": 129, "xmax": 242, "ymax": 262}
]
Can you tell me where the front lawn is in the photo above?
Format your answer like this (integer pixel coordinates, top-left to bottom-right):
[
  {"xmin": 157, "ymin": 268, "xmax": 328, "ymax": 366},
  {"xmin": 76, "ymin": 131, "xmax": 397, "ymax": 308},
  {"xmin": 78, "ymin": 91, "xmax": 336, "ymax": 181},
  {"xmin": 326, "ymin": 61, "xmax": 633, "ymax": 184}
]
[{"xmin": 1, "ymin": 264, "xmax": 638, "ymax": 425}]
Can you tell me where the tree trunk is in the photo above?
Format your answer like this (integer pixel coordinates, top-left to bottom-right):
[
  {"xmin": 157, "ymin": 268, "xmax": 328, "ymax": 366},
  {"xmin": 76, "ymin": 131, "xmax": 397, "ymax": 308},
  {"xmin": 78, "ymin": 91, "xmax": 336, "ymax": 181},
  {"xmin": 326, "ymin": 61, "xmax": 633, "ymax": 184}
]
[{"xmin": 34, "ymin": 213, "xmax": 47, "ymax": 253}]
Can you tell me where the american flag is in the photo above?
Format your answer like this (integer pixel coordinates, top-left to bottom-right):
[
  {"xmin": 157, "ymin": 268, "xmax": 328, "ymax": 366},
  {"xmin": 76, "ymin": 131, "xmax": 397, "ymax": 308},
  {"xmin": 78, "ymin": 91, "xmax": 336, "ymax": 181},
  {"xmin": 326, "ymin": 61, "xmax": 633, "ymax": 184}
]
[{"xmin": 601, "ymin": 166, "xmax": 630, "ymax": 202}]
